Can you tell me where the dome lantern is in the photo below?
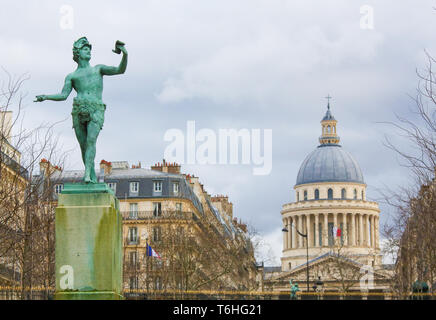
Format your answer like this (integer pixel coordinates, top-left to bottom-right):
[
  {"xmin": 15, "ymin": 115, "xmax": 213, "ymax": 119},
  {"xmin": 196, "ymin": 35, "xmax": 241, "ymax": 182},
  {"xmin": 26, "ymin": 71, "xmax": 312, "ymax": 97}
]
[{"xmin": 319, "ymin": 96, "xmax": 340, "ymax": 145}]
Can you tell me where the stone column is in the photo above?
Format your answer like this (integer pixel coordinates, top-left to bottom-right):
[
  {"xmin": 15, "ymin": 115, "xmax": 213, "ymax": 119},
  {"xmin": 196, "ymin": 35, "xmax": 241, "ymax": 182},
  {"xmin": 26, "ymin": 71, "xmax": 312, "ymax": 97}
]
[
  {"xmin": 306, "ymin": 214, "xmax": 312, "ymax": 247},
  {"xmin": 292, "ymin": 216, "xmax": 297, "ymax": 249},
  {"xmin": 298, "ymin": 214, "xmax": 303, "ymax": 248},
  {"xmin": 375, "ymin": 216, "xmax": 380, "ymax": 248},
  {"xmin": 315, "ymin": 214, "xmax": 319, "ymax": 247},
  {"xmin": 351, "ymin": 213, "xmax": 356, "ymax": 246},
  {"xmin": 371, "ymin": 215, "xmax": 375, "ymax": 248},
  {"xmin": 287, "ymin": 217, "xmax": 291, "ymax": 249},
  {"xmin": 343, "ymin": 213, "xmax": 348, "ymax": 246},
  {"xmin": 323, "ymin": 213, "xmax": 328, "ymax": 247},
  {"xmin": 359, "ymin": 214, "xmax": 364, "ymax": 247}
]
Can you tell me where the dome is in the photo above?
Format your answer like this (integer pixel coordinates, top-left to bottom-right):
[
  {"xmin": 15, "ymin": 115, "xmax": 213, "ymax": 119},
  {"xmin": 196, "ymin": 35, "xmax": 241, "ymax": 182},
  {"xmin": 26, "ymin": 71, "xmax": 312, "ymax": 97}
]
[{"xmin": 296, "ymin": 144, "xmax": 365, "ymax": 186}]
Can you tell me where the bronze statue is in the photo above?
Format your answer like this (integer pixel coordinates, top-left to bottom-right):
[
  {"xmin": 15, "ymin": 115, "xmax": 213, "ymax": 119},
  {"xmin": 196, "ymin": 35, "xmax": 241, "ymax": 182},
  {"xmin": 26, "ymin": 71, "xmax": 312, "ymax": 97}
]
[{"xmin": 35, "ymin": 37, "xmax": 128, "ymax": 183}]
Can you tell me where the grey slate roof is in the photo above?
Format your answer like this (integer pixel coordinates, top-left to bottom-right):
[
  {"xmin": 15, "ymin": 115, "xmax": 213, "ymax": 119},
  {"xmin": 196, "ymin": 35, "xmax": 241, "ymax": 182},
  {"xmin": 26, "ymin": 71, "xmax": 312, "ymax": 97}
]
[
  {"xmin": 50, "ymin": 167, "xmax": 205, "ymax": 215},
  {"xmin": 296, "ymin": 144, "xmax": 365, "ymax": 186}
]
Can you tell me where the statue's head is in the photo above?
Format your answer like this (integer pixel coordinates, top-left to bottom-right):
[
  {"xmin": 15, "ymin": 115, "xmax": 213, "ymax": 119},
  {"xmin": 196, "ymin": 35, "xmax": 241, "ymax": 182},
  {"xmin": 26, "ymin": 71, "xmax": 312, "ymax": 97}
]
[{"xmin": 73, "ymin": 37, "xmax": 92, "ymax": 63}]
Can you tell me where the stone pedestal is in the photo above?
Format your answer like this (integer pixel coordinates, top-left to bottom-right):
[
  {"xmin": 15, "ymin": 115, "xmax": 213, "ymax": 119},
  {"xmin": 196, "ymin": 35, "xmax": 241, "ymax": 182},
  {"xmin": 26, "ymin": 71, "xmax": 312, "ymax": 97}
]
[{"xmin": 54, "ymin": 183, "xmax": 123, "ymax": 300}]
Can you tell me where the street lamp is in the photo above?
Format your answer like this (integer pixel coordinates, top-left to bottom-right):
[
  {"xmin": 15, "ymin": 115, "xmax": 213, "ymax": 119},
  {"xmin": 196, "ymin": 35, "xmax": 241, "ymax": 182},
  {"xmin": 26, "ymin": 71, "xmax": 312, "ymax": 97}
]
[{"xmin": 282, "ymin": 221, "xmax": 310, "ymax": 292}]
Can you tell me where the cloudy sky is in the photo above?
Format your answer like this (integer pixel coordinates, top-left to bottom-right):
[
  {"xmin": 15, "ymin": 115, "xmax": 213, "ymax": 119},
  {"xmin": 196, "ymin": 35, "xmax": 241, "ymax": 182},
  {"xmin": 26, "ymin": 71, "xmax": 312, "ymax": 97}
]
[{"xmin": 1, "ymin": 0, "xmax": 435, "ymax": 265}]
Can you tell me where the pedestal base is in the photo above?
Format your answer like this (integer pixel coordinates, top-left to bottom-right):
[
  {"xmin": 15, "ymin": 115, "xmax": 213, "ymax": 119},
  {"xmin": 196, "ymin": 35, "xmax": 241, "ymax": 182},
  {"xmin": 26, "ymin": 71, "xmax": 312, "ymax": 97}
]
[{"xmin": 55, "ymin": 183, "xmax": 123, "ymax": 300}]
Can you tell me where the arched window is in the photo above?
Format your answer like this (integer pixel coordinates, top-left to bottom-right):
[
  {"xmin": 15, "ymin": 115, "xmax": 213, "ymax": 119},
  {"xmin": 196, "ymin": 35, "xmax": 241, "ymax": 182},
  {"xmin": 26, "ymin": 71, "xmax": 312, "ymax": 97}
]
[
  {"xmin": 296, "ymin": 192, "xmax": 299, "ymax": 202},
  {"xmin": 327, "ymin": 125, "xmax": 331, "ymax": 133},
  {"xmin": 328, "ymin": 188, "xmax": 333, "ymax": 200},
  {"xmin": 314, "ymin": 189, "xmax": 320, "ymax": 200},
  {"xmin": 304, "ymin": 190, "xmax": 308, "ymax": 201},
  {"xmin": 361, "ymin": 190, "xmax": 364, "ymax": 200},
  {"xmin": 354, "ymin": 189, "xmax": 357, "ymax": 200},
  {"xmin": 341, "ymin": 188, "xmax": 346, "ymax": 199}
]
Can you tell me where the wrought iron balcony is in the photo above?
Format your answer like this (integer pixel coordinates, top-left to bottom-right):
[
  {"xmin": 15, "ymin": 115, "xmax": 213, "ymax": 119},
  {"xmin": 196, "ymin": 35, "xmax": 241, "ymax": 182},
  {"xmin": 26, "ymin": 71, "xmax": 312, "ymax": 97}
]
[
  {"xmin": 125, "ymin": 237, "xmax": 140, "ymax": 246},
  {"xmin": 121, "ymin": 210, "xmax": 195, "ymax": 221}
]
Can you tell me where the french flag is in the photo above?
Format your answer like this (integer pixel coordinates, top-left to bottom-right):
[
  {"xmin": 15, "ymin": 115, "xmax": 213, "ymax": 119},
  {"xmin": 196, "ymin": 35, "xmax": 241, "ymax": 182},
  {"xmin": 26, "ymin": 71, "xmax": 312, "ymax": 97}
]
[
  {"xmin": 146, "ymin": 243, "xmax": 161, "ymax": 259},
  {"xmin": 333, "ymin": 226, "xmax": 341, "ymax": 237}
]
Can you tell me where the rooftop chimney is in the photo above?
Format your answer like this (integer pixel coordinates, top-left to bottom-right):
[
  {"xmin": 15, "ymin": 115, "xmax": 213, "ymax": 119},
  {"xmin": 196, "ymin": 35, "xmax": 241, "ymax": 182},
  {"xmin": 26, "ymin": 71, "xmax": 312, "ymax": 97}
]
[
  {"xmin": 100, "ymin": 159, "xmax": 112, "ymax": 175},
  {"xmin": 151, "ymin": 159, "xmax": 181, "ymax": 174},
  {"xmin": 39, "ymin": 158, "xmax": 62, "ymax": 178}
]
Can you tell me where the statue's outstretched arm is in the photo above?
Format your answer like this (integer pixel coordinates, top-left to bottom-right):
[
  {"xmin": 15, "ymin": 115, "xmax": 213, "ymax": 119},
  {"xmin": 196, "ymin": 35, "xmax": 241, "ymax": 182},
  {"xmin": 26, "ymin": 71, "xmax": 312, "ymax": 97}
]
[
  {"xmin": 99, "ymin": 43, "xmax": 128, "ymax": 76},
  {"xmin": 35, "ymin": 75, "xmax": 73, "ymax": 102}
]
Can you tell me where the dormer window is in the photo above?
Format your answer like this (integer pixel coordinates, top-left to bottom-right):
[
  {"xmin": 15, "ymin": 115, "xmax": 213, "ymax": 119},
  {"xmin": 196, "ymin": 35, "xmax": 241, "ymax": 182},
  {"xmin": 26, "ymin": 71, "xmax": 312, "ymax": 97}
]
[
  {"xmin": 130, "ymin": 182, "xmax": 139, "ymax": 193},
  {"xmin": 173, "ymin": 182, "xmax": 179, "ymax": 194},
  {"xmin": 154, "ymin": 181, "xmax": 162, "ymax": 193}
]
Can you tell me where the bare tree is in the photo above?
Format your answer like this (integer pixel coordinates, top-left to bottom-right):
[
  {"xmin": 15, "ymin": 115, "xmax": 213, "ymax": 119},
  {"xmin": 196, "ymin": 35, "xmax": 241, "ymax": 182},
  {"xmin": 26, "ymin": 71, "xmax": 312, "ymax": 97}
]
[
  {"xmin": 0, "ymin": 70, "xmax": 67, "ymax": 299},
  {"xmin": 380, "ymin": 51, "xmax": 436, "ymax": 296}
]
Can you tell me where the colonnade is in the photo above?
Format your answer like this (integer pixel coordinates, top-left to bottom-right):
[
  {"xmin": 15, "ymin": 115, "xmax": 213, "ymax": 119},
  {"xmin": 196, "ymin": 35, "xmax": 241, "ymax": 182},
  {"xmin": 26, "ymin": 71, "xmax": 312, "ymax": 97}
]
[{"xmin": 282, "ymin": 212, "xmax": 379, "ymax": 250}]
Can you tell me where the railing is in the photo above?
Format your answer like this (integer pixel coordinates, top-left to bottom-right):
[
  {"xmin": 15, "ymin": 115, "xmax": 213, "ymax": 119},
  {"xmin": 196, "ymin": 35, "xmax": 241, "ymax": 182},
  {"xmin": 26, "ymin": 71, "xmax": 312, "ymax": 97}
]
[
  {"xmin": 125, "ymin": 237, "xmax": 140, "ymax": 246},
  {"xmin": 0, "ymin": 287, "xmax": 434, "ymax": 300},
  {"xmin": 122, "ymin": 210, "xmax": 195, "ymax": 221}
]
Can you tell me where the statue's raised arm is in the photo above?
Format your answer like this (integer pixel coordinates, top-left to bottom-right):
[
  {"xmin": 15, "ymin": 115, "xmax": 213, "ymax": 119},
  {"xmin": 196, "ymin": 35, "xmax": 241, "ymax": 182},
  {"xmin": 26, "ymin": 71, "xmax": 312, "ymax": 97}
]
[{"xmin": 99, "ymin": 40, "xmax": 128, "ymax": 76}]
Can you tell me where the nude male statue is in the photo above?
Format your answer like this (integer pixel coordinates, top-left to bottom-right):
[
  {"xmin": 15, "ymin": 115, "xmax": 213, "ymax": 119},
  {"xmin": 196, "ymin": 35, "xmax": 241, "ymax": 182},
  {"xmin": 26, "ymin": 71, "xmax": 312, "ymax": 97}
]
[{"xmin": 35, "ymin": 37, "xmax": 127, "ymax": 183}]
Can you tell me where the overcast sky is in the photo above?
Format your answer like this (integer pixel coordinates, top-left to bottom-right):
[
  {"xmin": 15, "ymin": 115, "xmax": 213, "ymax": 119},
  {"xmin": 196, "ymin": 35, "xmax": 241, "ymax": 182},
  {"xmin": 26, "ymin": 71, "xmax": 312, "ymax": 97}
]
[{"xmin": 1, "ymin": 0, "xmax": 435, "ymax": 265}]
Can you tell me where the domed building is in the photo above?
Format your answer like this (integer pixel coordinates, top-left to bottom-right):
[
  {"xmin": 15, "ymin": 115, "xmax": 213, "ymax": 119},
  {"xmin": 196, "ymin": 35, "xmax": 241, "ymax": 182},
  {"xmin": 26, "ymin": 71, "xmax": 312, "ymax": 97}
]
[{"xmin": 262, "ymin": 102, "xmax": 392, "ymax": 295}]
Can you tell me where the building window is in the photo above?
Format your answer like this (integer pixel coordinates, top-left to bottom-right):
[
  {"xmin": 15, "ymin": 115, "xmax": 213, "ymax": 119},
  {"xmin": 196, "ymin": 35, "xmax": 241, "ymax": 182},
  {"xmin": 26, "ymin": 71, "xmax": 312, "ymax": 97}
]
[
  {"xmin": 328, "ymin": 188, "xmax": 333, "ymax": 200},
  {"xmin": 176, "ymin": 202, "xmax": 182, "ymax": 214},
  {"xmin": 362, "ymin": 190, "xmax": 364, "ymax": 200},
  {"xmin": 128, "ymin": 227, "xmax": 138, "ymax": 244},
  {"xmin": 341, "ymin": 188, "xmax": 346, "ymax": 199},
  {"xmin": 129, "ymin": 203, "xmax": 138, "ymax": 219},
  {"xmin": 177, "ymin": 226, "xmax": 184, "ymax": 239},
  {"xmin": 288, "ymin": 262, "xmax": 292, "ymax": 270},
  {"xmin": 173, "ymin": 182, "xmax": 179, "ymax": 194},
  {"xmin": 304, "ymin": 190, "xmax": 308, "ymax": 201},
  {"xmin": 130, "ymin": 182, "xmax": 139, "ymax": 193},
  {"xmin": 153, "ymin": 181, "xmax": 162, "ymax": 193},
  {"xmin": 107, "ymin": 182, "xmax": 116, "ymax": 193},
  {"xmin": 54, "ymin": 184, "xmax": 63, "ymax": 194},
  {"xmin": 129, "ymin": 276, "xmax": 138, "ymax": 290},
  {"xmin": 354, "ymin": 189, "xmax": 358, "ymax": 200},
  {"xmin": 153, "ymin": 202, "xmax": 162, "ymax": 217},
  {"xmin": 314, "ymin": 189, "xmax": 319, "ymax": 200},
  {"xmin": 153, "ymin": 226, "xmax": 162, "ymax": 242},
  {"xmin": 296, "ymin": 192, "xmax": 299, "ymax": 202},
  {"xmin": 155, "ymin": 276, "xmax": 162, "ymax": 290},
  {"xmin": 129, "ymin": 251, "xmax": 138, "ymax": 267}
]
